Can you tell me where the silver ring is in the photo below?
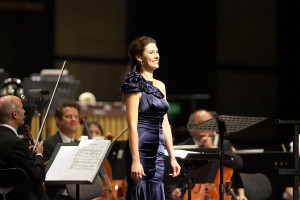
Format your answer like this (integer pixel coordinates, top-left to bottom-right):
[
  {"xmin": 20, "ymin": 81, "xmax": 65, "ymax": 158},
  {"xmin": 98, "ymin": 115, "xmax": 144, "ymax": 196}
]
[{"xmin": 139, "ymin": 174, "xmax": 142, "ymax": 179}]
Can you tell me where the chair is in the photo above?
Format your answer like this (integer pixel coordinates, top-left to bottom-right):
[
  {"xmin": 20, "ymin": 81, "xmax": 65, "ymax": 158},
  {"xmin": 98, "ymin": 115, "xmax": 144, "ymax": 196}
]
[
  {"xmin": 0, "ymin": 168, "xmax": 31, "ymax": 200},
  {"xmin": 240, "ymin": 173, "xmax": 272, "ymax": 200}
]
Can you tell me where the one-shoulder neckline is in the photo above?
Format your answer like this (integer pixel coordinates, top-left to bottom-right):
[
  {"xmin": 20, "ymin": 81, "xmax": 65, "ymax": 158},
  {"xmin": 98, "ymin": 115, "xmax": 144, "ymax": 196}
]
[
  {"xmin": 138, "ymin": 72, "xmax": 164, "ymax": 98},
  {"xmin": 121, "ymin": 71, "xmax": 165, "ymax": 99}
]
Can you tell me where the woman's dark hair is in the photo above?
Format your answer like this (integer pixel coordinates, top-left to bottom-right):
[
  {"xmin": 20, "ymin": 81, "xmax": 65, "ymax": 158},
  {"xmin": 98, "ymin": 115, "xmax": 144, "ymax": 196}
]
[
  {"xmin": 127, "ymin": 36, "xmax": 157, "ymax": 73},
  {"xmin": 121, "ymin": 36, "xmax": 157, "ymax": 103},
  {"xmin": 83, "ymin": 120, "xmax": 104, "ymax": 136}
]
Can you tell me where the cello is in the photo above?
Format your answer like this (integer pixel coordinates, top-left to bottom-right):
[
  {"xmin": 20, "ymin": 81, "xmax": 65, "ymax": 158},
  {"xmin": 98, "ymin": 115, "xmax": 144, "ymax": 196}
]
[
  {"xmin": 183, "ymin": 166, "xmax": 233, "ymax": 200},
  {"xmin": 92, "ymin": 160, "xmax": 117, "ymax": 200}
]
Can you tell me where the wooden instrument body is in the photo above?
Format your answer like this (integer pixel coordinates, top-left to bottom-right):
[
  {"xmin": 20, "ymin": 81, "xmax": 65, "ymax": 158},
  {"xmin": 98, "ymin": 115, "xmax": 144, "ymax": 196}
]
[
  {"xmin": 93, "ymin": 160, "xmax": 127, "ymax": 200},
  {"xmin": 184, "ymin": 167, "xmax": 233, "ymax": 200}
]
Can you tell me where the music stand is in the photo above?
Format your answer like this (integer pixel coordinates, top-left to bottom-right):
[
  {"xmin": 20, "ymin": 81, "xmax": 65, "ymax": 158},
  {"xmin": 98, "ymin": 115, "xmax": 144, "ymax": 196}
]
[
  {"xmin": 276, "ymin": 120, "xmax": 300, "ymax": 200},
  {"xmin": 165, "ymin": 149, "xmax": 220, "ymax": 200},
  {"xmin": 46, "ymin": 141, "xmax": 112, "ymax": 200},
  {"xmin": 188, "ymin": 115, "xmax": 267, "ymax": 200},
  {"xmin": 107, "ymin": 141, "xmax": 127, "ymax": 180}
]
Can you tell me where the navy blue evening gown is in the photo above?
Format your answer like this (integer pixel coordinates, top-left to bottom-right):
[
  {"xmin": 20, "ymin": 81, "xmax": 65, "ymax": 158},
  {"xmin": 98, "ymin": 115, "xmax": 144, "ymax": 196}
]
[{"xmin": 121, "ymin": 71, "xmax": 169, "ymax": 200}]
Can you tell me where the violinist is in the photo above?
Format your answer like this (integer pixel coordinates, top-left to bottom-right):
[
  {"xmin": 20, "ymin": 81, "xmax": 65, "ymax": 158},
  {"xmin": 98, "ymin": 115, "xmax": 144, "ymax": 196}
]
[
  {"xmin": 0, "ymin": 95, "xmax": 47, "ymax": 200},
  {"xmin": 43, "ymin": 101, "xmax": 80, "ymax": 200},
  {"xmin": 165, "ymin": 109, "xmax": 246, "ymax": 200}
]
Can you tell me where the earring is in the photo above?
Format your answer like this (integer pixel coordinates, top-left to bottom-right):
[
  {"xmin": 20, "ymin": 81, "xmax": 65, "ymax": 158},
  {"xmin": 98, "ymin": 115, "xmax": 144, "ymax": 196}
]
[{"xmin": 140, "ymin": 61, "xmax": 144, "ymax": 66}]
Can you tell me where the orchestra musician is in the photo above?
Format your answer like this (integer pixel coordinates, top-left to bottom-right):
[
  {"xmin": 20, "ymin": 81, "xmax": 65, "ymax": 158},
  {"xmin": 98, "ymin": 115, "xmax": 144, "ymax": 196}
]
[
  {"xmin": 165, "ymin": 109, "xmax": 246, "ymax": 200},
  {"xmin": 43, "ymin": 101, "xmax": 81, "ymax": 200},
  {"xmin": 0, "ymin": 95, "xmax": 47, "ymax": 200},
  {"xmin": 83, "ymin": 120, "xmax": 116, "ymax": 200},
  {"xmin": 83, "ymin": 120, "xmax": 127, "ymax": 200},
  {"xmin": 83, "ymin": 120, "xmax": 104, "ymax": 139}
]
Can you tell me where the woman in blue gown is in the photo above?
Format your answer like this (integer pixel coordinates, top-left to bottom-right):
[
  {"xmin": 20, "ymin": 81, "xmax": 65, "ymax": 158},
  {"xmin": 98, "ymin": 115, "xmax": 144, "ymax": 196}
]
[{"xmin": 121, "ymin": 36, "xmax": 181, "ymax": 200}]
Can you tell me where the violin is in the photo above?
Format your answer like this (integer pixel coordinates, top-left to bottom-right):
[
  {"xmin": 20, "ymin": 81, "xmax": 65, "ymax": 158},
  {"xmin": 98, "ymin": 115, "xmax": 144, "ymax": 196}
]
[
  {"xmin": 23, "ymin": 125, "xmax": 38, "ymax": 156},
  {"xmin": 183, "ymin": 167, "xmax": 233, "ymax": 200},
  {"xmin": 23, "ymin": 125, "xmax": 35, "ymax": 145},
  {"xmin": 23, "ymin": 124, "xmax": 47, "ymax": 192}
]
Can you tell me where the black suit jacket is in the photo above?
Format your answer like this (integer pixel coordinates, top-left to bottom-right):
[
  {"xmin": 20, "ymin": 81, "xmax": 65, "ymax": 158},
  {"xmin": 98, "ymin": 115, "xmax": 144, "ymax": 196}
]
[
  {"xmin": 0, "ymin": 126, "xmax": 46, "ymax": 200},
  {"xmin": 43, "ymin": 132, "xmax": 63, "ymax": 162}
]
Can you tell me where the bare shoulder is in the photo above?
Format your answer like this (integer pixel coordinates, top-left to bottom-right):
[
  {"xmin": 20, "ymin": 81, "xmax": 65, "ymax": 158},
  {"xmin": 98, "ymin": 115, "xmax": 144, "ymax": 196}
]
[
  {"xmin": 153, "ymin": 79, "xmax": 166, "ymax": 95},
  {"xmin": 154, "ymin": 79, "xmax": 165, "ymax": 88}
]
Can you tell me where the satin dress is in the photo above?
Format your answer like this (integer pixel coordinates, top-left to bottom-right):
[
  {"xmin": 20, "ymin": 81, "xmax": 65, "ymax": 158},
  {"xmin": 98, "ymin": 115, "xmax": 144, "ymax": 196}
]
[{"xmin": 121, "ymin": 71, "xmax": 169, "ymax": 200}]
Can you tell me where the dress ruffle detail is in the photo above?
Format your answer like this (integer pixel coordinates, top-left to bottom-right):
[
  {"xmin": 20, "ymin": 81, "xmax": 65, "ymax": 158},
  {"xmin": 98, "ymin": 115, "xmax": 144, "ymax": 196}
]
[{"xmin": 121, "ymin": 71, "xmax": 164, "ymax": 99}]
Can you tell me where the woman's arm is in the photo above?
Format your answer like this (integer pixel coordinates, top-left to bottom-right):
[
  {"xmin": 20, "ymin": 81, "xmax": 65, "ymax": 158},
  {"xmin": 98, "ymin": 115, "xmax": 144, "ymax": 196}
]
[
  {"xmin": 125, "ymin": 92, "xmax": 146, "ymax": 183},
  {"xmin": 162, "ymin": 113, "xmax": 180, "ymax": 177},
  {"xmin": 156, "ymin": 80, "xmax": 181, "ymax": 177}
]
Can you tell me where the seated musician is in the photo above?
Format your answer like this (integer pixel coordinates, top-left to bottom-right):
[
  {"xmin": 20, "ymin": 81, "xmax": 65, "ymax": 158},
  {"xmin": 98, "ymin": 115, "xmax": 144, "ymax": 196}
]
[
  {"xmin": 43, "ymin": 101, "xmax": 81, "ymax": 200},
  {"xmin": 83, "ymin": 120, "xmax": 105, "ymax": 139},
  {"xmin": 165, "ymin": 109, "xmax": 246, "ymax": 200},
  {"xmin": 0, "ymin": 95, "xmax": 47, "ymax": 200}
]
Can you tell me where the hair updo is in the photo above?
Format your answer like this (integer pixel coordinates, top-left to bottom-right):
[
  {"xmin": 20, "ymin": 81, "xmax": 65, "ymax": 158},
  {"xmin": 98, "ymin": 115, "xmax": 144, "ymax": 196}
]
[{"xmin": 127, "ymin": 36, "xmax": 157, "ymax": 72}]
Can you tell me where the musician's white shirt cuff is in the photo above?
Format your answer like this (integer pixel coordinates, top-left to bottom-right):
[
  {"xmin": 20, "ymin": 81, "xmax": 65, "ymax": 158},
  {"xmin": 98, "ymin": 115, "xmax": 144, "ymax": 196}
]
[{"xmin": 36, "ymin": 153, "xmax": 43, "ymax": 157}]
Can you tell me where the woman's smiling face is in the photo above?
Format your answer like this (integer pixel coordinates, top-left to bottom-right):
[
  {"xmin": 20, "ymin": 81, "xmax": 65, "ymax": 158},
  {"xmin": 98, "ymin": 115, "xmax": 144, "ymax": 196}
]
[{"xmin": 140, "ymin": 43, "xmax": 160, "ymax": 71}]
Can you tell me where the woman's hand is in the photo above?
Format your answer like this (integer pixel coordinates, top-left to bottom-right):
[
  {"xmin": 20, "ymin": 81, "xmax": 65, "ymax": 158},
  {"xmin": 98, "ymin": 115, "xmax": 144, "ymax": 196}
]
[
  {"xmin": 169, "ymin": 159, "xmax": 181, "ymax": 177},
  {"xmin": 131, "ymin": 160, "xmax": 146, "ymax": 183},
  {"xmin": 238, "ymin": 196, "xmax": 248, "ymax": 200}
]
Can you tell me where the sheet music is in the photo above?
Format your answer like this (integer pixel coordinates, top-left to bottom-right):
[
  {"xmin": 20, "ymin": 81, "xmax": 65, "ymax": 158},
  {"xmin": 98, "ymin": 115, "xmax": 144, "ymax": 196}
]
[
  {"xmin": 46, "ymin": 139, "xmax": 111, "ymax": 183},
  {"xmin": 46, "ymin": 146, "xmax": 77, "ymax": 181},
  {"xmin": 235, "ymin": 149, "xmax": 264, "ymax": 154},
  {"xmin": 173, "ymin": 145, "xmax": 198, "ymax": 149},
  {"xmin": 164, "ymin": 149, "xmax": 200, "ymax": 159}
]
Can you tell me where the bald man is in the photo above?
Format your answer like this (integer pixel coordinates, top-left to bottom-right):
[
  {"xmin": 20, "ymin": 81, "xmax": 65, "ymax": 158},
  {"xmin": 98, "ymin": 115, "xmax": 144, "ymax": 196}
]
[{"xmin": 0, "ymin": 95, "xmax": 46, "ymax": 200}]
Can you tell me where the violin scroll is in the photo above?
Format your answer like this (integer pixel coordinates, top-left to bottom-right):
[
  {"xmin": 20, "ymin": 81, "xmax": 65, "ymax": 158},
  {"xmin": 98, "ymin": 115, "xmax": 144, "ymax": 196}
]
[{"xmin": 23, "ymin": 125, "xmax": 35, "ymax": 145}]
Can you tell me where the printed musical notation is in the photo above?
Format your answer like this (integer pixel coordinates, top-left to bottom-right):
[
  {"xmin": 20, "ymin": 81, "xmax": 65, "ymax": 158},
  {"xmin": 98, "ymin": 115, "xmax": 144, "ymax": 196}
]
[{"xmin": 46, "ymin": 139, "xmax": 111, "ymax": 183}]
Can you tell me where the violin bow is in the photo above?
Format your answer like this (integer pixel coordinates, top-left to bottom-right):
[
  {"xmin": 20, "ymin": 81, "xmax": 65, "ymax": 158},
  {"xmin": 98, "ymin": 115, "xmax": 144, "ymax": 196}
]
[
  {"xmin": 32, "ymin": 60, "xmax": 66, "ymax": 154},
  {"xmin": 112, "ymin": 127, "xmax": 128, "ymax": 142},
  {"xmin": 81, "ymin": 117, "xmax": 93, "ymax": 139}
]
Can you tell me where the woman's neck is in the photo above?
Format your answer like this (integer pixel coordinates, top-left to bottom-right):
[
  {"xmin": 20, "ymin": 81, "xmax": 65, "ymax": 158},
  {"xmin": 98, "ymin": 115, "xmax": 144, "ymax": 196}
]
[{"xmin": 141, "ymin": 70, "xmax": 154, "ymax": 81}]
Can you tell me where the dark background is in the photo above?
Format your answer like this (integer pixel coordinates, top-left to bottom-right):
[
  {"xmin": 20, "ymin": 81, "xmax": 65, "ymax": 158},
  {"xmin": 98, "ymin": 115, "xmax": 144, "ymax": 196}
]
[{"xmin": 0, "ymin": 0, "xmax": 299, "ymax": 150}]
